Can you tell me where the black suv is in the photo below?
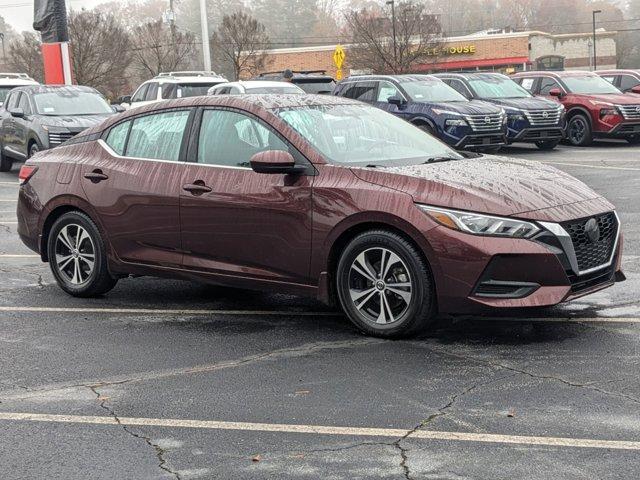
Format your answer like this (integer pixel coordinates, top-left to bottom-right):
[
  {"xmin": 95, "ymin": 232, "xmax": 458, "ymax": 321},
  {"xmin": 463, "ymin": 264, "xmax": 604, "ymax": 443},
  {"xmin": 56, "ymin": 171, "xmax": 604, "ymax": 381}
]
[
  {"xmin": 0, "ymin": 85, "xmax": 117, "ymax": 171},
  {"xmin": 255, "ymin": 70, "xmax": 336, "ymax": 94},
  {"xmin": 333, "ymin": 75, "xmax": 507, "ymax": 151}
]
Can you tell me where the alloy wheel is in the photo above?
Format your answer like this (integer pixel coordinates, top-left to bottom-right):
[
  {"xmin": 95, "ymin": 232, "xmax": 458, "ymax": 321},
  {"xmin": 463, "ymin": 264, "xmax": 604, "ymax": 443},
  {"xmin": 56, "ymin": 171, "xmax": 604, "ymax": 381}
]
[
  {"xmin": 55, "ymin": 224, "xmax": 96, "ymax": 285},
  {"xmin": 348, "ymin": 247, "xmax": 412, "ymax": 325},
  {"xmin": 569, "ymin": 117, "xmax": 587, "ymax": 144}
]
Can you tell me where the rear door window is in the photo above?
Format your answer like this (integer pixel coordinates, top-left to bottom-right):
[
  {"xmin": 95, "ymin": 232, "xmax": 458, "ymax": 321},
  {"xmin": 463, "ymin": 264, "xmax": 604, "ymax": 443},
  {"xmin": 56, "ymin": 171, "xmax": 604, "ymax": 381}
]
[
  {"xmin": 125, "ymin": 110, "xmax": 190, "ymax": 161},
  {"xmin": 161, "ymin": 83, "xmax": 176, "ymax": 99},
  {"xmin": 342, "ymin": 82, "xmax": 376, "ymax": 102},
  {"xmin": 145, "ymin": 82, "xmax": 159, "ymax": 101}
]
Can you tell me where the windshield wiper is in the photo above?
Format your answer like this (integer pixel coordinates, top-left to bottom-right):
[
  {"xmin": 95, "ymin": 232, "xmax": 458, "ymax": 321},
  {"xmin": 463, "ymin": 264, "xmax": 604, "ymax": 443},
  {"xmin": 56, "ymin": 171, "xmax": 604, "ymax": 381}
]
[{"xmin": 423, "ymin": 156, "xmax": 459, "ymax": 164}]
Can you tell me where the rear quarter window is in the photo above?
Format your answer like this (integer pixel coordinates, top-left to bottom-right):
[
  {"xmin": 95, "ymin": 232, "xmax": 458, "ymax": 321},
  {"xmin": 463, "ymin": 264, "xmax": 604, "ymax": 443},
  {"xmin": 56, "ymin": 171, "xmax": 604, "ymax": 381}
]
[{"xmin": 105, "ymin": 121, "xmax": 131, "ymax": 155}]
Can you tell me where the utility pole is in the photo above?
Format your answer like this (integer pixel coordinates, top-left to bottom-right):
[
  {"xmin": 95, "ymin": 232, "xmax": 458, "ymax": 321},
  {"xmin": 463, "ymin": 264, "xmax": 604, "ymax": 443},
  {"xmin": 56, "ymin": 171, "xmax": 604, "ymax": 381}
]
[
  {"xmin": 386, "ymin": 0, "xmax": 397, "ymax": 69},
  {"xmin": 592, "ymin": 9, "xmax": 601, "ymax": 71},
  {"xmin": 199, "ymin": 0, "xmax": 212, "ymax": 71}
]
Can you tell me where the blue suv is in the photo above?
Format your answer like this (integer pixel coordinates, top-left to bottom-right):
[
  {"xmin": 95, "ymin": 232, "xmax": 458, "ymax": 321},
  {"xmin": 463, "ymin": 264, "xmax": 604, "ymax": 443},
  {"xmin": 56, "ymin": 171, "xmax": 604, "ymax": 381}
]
[
  {"xmin": 433, "ymin": 72, "xmax": 566, "ymax": 150},
  {"xmin": 332, "ymin": 75, "xmax": 507, "ymax": 151}
]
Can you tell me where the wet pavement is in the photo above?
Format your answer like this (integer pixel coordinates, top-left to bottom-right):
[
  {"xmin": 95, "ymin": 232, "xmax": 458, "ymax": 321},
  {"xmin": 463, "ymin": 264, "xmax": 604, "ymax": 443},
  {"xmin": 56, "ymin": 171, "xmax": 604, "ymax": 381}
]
[{"xmin": 0, "ymin": 141, "xmax": 639, "ymax": 479}]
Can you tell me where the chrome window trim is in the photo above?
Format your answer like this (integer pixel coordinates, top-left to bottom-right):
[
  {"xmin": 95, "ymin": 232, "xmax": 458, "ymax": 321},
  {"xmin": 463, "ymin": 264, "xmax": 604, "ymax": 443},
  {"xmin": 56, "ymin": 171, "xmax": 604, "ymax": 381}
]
[{"xmin": 539, "ymin": 211, "xmax": 620, "ymax": 276}]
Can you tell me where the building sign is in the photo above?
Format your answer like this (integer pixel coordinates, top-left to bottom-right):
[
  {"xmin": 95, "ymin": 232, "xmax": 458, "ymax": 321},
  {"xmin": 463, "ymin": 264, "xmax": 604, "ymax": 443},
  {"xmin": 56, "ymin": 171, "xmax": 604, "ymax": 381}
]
[{"xmin": 426, "ymin": 45, "xmax": 477, "ymax": 56}]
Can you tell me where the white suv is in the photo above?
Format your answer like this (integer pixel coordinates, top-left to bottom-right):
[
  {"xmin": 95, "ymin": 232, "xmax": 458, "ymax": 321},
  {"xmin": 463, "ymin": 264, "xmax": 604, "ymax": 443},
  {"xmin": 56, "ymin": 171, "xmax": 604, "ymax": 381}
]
[
  {"xmin": 123, "ymin": 71, "xmax": 228, "ymax": 109},
  {"xmin": 0, "ymin": 73, "xmax": 39, "ymax": 106}
]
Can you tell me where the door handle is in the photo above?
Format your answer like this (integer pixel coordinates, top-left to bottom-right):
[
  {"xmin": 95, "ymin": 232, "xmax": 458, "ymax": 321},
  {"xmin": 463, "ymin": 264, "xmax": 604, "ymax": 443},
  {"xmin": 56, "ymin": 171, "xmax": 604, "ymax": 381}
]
[
  {"xmin": 84, "ymin": 170, "xmax": 109, "ymax": 183},
  {"xmin": 182, "ymin": 182, "xmax": 212, "ymax": 194}
]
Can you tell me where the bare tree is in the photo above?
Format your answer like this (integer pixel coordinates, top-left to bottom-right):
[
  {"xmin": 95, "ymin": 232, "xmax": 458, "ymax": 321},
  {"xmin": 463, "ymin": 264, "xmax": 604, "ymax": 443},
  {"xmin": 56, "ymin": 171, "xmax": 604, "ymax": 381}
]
[
  {"xmin": 68, "ymin": 10, "xmax": 133, "ymax": 98},
  {"xmin": 130, "ymin": 20, "xmax": 197, "ymax": 78},
  {"xmin": 211, "ymin": 12, "xmax": 270, "ymax": 80},
  {"xmin": 6, "ymin": 32, "xmax": 44, "ymax": 82},
  {"xmin": 345, "ymin": 1, "xmax": 442, "ymax": 74}
]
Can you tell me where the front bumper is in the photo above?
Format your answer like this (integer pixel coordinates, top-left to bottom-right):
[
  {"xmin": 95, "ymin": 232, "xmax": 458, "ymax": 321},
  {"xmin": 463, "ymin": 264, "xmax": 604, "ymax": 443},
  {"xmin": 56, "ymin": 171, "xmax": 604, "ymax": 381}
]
[
  {"xmin": 507, "ymin": 126, "xmax": 565, "ymax": 144},
  {"xmin": 426, "ymin": 213, "xmax": 623, "ymax": 314},
  {"xmin": 453, "ymin": 133, "xmax": 507, "ymax": 149},
  {"xmin": 597, "ymin": 121, "xmax": 640, "ymax": 138}
]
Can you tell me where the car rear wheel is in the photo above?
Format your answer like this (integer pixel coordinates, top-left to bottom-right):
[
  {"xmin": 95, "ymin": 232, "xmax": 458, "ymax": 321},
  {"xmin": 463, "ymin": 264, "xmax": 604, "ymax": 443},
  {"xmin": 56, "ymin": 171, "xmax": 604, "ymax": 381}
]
[
  {"xmin": 0, "ymin": 152, "xmax": 12, "ymax": 172},
  {"xmin": 567, "ymin": 114, "xmax": 592, "ymax": 146},
  {"xmin": 48, "ymin": 211, "xmax": 118, "ymax": 297},
  {"xmin": 535, "ymin": 139, "xmax": 561, "ymax": 150},
  {"xmin": 336, "ymin": 230, "xmax": 436, "ymax": 338}
]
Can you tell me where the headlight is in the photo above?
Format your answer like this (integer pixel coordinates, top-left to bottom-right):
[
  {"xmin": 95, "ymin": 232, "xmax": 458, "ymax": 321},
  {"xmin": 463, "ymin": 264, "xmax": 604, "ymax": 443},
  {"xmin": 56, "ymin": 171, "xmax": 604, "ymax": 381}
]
[
  {"xmin": 445, "ymin": 118, "xmax": 468, "ymax": 127},
  {"xmin": 600, "ymin": 106, "xmax": 620, "ymax": 118},
  {"xmin": 417, "ymin": 205, "xmax": 540, "ymax": 238}
]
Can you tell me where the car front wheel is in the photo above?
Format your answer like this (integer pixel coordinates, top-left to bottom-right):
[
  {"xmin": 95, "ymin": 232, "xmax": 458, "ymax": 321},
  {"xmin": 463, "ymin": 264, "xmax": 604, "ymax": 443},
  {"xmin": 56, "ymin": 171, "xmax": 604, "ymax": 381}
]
[
  {"xmin": 535, "ymin": 139, "xmax": 561, "ymax": 150},
  {"xmin": 336, "ymin": 230, "xmax": 436, "ymax": 338},
  {"xmin": 47, "ymin": 211, "xmax": 118, "ymax": 297},
  {"xmin": 0, "ymin": 152, "xmax": 12, "ymax": 172},
  {"xmin": 567, "ymin": 114, "xmax": 592, "ymax": 146}
]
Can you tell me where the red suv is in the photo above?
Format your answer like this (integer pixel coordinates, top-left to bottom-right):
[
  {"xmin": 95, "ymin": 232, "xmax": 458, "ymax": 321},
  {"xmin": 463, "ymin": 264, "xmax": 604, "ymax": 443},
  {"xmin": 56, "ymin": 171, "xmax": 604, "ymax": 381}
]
[
  {"xmin": 16, "ymin": 95, "xmax": 624, "ymax": 338},
  {"xmin": 512, "ymin": 70, "xmax": 640, "ymax": 146}
]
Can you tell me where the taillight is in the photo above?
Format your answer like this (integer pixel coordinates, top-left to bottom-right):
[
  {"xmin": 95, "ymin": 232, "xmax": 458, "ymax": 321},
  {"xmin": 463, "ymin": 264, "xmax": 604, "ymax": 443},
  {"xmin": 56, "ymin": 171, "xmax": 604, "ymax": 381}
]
[{"xmin": 18, "ymin": 165, "xmax": 38, "ymax": 185}]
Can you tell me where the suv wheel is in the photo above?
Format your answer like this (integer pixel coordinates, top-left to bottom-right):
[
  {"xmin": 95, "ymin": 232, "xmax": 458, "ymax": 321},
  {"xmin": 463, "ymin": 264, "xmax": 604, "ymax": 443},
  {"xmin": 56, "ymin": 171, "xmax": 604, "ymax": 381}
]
[
  {"xmin": 567, "ymin": 114, "xmax": 592, "ymax": 146},
  {"xmin": 336, "ymin": 230, "xmax": 436, "ymax": 338},
  {"xmin": 416, "ymin": 124, "xmax": 435, "ymax": 135},
  {"xmin": 535, "ymin": 139, "xmax": 561, "ymax": 150},
  {"xmin": 29, "ymin": 143, "xmax": 39, "ymax": 158},
  {"xmin": 48, "ymin": 211, "xmax": 118, "ymax": 297},
  {"xmin": 0, "ymin": 152, "xmax": 12, "ymax": 172}
]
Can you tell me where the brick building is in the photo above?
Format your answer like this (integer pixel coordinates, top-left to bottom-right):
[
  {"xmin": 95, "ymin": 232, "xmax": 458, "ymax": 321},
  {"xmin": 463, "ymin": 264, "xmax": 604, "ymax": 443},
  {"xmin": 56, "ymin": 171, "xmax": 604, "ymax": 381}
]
[{"xmin": 258, "ymin": 30, "xmax": 617, "ymax": 78}]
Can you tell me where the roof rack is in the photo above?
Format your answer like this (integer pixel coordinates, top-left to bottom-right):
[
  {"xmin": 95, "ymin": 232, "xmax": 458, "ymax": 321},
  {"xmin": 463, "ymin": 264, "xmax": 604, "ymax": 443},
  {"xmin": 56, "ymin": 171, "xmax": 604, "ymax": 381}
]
[
  {"xmin": 156, "ymin": 71, "xmax": 223, "ymax": 78},
  {"xmin": 0, "ymin": 73, "xmax": 34, "ymax": 80},
  {"xmin": 258, "ymin": 70, "xmax": 328, "ymax": 77}
]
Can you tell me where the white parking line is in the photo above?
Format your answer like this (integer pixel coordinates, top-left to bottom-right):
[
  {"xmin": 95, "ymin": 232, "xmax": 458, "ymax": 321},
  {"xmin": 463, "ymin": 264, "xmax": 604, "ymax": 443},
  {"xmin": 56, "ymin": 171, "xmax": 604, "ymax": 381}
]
[
  {"xmin": 0, "ymin": 306, "xmax": 341, "ymax": 316},
  {"xmin": 544, "ymin": 161, "xmax": 640, "ymax": 172},
  {"xmin": 0, "ymin": 411, "xmax": 638, "ymax": 451},
  {"xmin": 0, "ymin": 254, "xmax": 39, "ymax": 258},
  {"xmin": 0, "ymin": 182, "xmax": 18, "ymax": 186}
]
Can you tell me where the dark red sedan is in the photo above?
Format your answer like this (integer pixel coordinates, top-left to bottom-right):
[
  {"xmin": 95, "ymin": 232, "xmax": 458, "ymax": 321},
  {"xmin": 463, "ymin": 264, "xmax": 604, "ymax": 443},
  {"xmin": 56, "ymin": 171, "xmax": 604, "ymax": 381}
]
[{"xmin": 16, "ymin": 95, "xmax": 624, "ymax": 337}]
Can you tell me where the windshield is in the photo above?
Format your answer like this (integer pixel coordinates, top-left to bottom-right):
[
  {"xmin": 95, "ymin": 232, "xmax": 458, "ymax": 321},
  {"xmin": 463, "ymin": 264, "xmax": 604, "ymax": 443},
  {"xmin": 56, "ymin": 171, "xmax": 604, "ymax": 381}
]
[
  {"xmin": 401, "ymin": 80, "xmax": 468, "ymax": 102},
  {"xmin": 275, "ymin": 103, "xmax": 462, "ymax": 167},
  {"xmin": 33, "ymin": 91, "xmax": 113, "ymax": 115},
  {"xmin": 293, "ymin": 79, "xmax": 336, "ymax": 94},
  {"xmin": 246, "ymin": 86, "xmax": 303, "ymax": 94},
  {"xmin": 468, "ymin": 76, "xmax": 531, "ymax": 99},
  {"xmin": 562, "ymin": 75, "xmax": 622, "ymax": 94},
  {"xmin": 178, "ymin": 83, "xmax": 221, "ymax": 97}
]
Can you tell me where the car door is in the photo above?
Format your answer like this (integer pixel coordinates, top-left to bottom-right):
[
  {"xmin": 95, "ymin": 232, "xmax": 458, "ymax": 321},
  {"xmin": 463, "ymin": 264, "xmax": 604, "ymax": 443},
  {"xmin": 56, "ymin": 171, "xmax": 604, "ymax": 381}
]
[
  {"xmin": 80, "ymin": 108, "xmax": 193, "ymax": 267},
  {"xmin": 1, "ymin": 92, "xmax": 23, "ymax": 160},
  {"xmin": 14, "ymin": 91, "xmax": 33, "ymax": 157},
  {"xmin": 179, "ymin": 108, "xmax": 313, "ymax": 285}
]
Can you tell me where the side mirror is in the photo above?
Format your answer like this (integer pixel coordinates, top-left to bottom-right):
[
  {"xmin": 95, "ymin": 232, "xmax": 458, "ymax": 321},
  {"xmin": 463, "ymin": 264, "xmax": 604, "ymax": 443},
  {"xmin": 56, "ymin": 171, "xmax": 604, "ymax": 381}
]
[
  {"xmin": 548, "ymin": 88, "xmax": 563, "ymax": 98},
  {"xmin": 250, "ymin": 150, "xmax": 306, "ymax": 175},
  {"xmin": 388, "ymin": 95, "xmax": 406, "ymax": 107},
  {"xmin": 9, "ymin": 108, "xmax": 25, "ymax": 118},
  {"xmin": 112, "ymin": 104, "xmax": 126, "ymax": 113},
  {"xmin": 631, "ymin": 85, "xmax": 640, "ymax": 94},
  {"xmin": 117, "ymin": 95, "xmax": 132, "ymax": 104}
]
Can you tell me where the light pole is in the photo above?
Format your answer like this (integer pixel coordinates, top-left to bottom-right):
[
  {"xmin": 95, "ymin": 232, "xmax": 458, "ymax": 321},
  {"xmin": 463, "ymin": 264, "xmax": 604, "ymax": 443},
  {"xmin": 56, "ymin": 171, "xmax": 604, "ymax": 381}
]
[
  {"xmin": 592, "ymin": 9, "xmax": 601, "ymax": 71},
  {"xmin": 386, "ymin": 0, "xmax": 397, "ymax": 68},
  {"xmin": 199, "ymin": 0, "xmax": 212, "ymax": 71}
]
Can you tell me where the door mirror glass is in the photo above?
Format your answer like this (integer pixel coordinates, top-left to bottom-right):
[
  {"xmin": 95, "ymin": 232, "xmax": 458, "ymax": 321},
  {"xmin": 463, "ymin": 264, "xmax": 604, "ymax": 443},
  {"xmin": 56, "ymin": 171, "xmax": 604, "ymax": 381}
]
[
  {"xmin": 9, "ymin": 107, "xmax": 25, "ymax": 118},
  {"xmin": 548, "ymin": 88, "xmax": 563, "ymax": 98},
  {"xmin": 250, "ymin": 150, "xmax": 303, "ymax": 174},
  {"xmin": 631, "ymin": 86, "xmax": 640, "ymax": 94}
]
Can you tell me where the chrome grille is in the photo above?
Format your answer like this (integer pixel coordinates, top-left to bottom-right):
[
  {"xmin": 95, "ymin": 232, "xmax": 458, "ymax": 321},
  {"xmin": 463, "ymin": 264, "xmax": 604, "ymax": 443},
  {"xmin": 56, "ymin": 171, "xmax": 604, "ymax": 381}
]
[
  {"xmin": 562, "ymin": 212, "xmax": 618, "ymax": 273},
  {"xmin": 465, "ymin": 113, "xmax": 503, "ymax": 132},
  {"xmin": 523, "ymin": 108, "xmax": 563, "ymax": 126},
  {"xmin": 48, "ymin": 131, "xmax": 77, "ymax": 146},
  {"xmin": 617, "ymin": 104, "xmax": 640, "ymax": 120}
]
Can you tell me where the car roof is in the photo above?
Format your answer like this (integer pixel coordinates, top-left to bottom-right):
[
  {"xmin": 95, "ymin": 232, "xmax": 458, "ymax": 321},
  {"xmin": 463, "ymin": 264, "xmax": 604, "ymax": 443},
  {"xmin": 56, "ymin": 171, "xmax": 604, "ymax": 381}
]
[
  {"xmin": 597, "ymin": 69, "xmax": 640, "ymax": 75},
  {"xmin": 512, "ymin": 70, "xmax": 596, "ymax": 78},
  {"xmin": 150, "ymin": 71, "xmax": 227, "ymax": 83},
  {"xmin": 339, "ymin": 74, "xmax": 438, "ymax": 83},
  {"xmin": 0, "ymin": 73, "xmax": 38, "ymax": 87},
  {"xmin": 257, "ymin": 70, "xmax": 334, "ymax": 81},
  {"xmin": 10, "ymin": 85, "xmax": 99, "ymax": 94},
  {"xmin": 215, "ymin": 81, "xmax": 304, "ymax": 90},
  {"xmin": 432, "ymin": 72, "xmax": 508, "ymax": 80}
]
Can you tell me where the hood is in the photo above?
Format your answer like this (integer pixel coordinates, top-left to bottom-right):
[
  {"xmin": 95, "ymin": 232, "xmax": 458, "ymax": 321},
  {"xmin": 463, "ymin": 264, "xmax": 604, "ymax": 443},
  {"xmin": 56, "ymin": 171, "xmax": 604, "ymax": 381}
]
[
  {"xmin": 37, "ymin": 113, "xmax": 114, "ymax": 130},
  {"xmin": 351, "ymin": 156, "xmax": 609, "ymax": 221},
  {"xmin": 422, "ymin": 100, "xmax": 501, "ymax": 114},
  {"xmin": 572, "ymin": 93, "xmax": 640, "ymax": 105},
  {"xmin": 483, "ymin": 97, "xmax": 559, "ymax": 111}
]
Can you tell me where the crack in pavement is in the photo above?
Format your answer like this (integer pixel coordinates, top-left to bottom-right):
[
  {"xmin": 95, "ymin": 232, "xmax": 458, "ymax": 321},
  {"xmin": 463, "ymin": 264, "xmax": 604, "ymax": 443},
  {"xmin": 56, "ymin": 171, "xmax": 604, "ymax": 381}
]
[
  {"xmin": 0, "ymin": 338, "xmax": 385, "ymax": 402},
  {"xmin": 89, "ymin": 385, "xmax": 182, "ymax": 480}
]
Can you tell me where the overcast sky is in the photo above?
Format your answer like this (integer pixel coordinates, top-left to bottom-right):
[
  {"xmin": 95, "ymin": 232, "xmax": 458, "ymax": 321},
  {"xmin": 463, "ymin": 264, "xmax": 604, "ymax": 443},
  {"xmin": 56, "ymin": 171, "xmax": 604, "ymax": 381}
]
[{"xmin": 1, "ymin": 0, "xmax": 110, "ymax": 33}]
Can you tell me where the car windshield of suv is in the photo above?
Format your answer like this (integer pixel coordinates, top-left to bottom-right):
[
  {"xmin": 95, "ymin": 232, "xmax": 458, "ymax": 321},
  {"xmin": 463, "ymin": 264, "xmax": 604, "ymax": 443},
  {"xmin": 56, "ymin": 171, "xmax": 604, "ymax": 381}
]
[
  {"xmin": 401, "ymin": 80, "xmax": 468, "ymax": 102},
  {"xmin": 275, "ymin": 103, "xmax": 462, "ymax": 166},
  {"xmin": 294, "ymin": 79, "xmax": 336, "ymax": 94},
  {"xmin": 562, "ymin": 75, "xmax": 622, "ymax": 94},
  {"xmin": 246, "ymin": 86, "xmax": 303, "ymax": 94},
  {"xmin": 177, "ymin": 83, "xmax": 221, "ymax": 97},
  {"xmin": 33, "ymin": 90, "xmax": 113, "ymax": 115},
  {"xmin": 468, "ymin": 76, "xmax": 531, "ymax": 99}
]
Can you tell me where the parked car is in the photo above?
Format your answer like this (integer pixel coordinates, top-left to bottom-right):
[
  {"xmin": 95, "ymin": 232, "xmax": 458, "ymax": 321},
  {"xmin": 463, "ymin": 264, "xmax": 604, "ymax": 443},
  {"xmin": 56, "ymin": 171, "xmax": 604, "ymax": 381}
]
[
  {"xmin": 0, "ymin": 85, "xmax": 117, "ymax": 172},
  {"xmin": 433, "ymin": 72, "xmax": 566, "ymax": 150},
  {"xmin": 0, "ymin": 73, "xmax": 39, "ymax": 107},
  {"xmin": 121, "ymin": 71, "xmax": 228, "ymax": 109},
  {"xmin": 333, "ymin": 74, "xmax": 507, "ymax": 151},
  {"xmin": 512, "ymin": 70, "xmax": 640, "ymax": 146},
  {"xmin": 16, "ymin": 95, "xmax": 624, "ymax": 338},
  {"xmin": 255, "ymin": 70, "xmax": 336, "ymax": 94},
  {"xmin": 208, "ymin": 81, "xmax": 304, "ymax": 95},
  {"xmin": 596, "ymin": 70, "xmax": 640, "ymax": 94}
]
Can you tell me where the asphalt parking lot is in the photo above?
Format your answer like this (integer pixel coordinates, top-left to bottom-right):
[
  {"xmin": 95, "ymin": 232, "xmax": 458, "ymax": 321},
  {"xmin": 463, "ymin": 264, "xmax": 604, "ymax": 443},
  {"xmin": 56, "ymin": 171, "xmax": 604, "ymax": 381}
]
[{"xmin": 1, "ymin": 141, "xmax": 639, "ymax": 479}]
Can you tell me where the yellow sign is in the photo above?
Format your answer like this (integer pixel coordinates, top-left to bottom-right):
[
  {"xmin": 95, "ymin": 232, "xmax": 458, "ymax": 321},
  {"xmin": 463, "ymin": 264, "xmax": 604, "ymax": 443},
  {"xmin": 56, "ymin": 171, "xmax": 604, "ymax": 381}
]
[
  {"xmin": 333, "ymin": 45, "xmax": 345, "ymax": 69},
  {"xmin": 336, "ymin": 69, "xmax": 343, "ymax": 80}
]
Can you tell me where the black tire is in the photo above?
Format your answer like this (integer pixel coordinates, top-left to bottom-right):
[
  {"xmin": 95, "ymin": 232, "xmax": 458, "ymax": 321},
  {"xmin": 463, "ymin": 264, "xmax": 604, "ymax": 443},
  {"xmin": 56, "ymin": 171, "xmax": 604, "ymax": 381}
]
[
  {"xmin": 29, "ymin": 143, "xmax": 39, "ymax": 158},
  {"xmin": 567, "ymin": 114, "xmax": 592, "ymax": 146},
  {"xmin": 0, "ymin": 152, "xmax": 11, "ymax": 172},
  {"xmin": 47, "ymin": 211, "xmax": 117, "ymax": 297},
  {"xmin": 336, "ymin": 230, "xmax": 436, "ymax": 338},
  {"xmin": 535, "ymin": 139, "xmax": 561, "ymax": 150},
  {"xmin": 479, "ymin": 146, "xmax": 502, "ymax": 154},
  {"xmin": 416, "ymin": 123, "xmax": 435, "ymax": 136}
]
